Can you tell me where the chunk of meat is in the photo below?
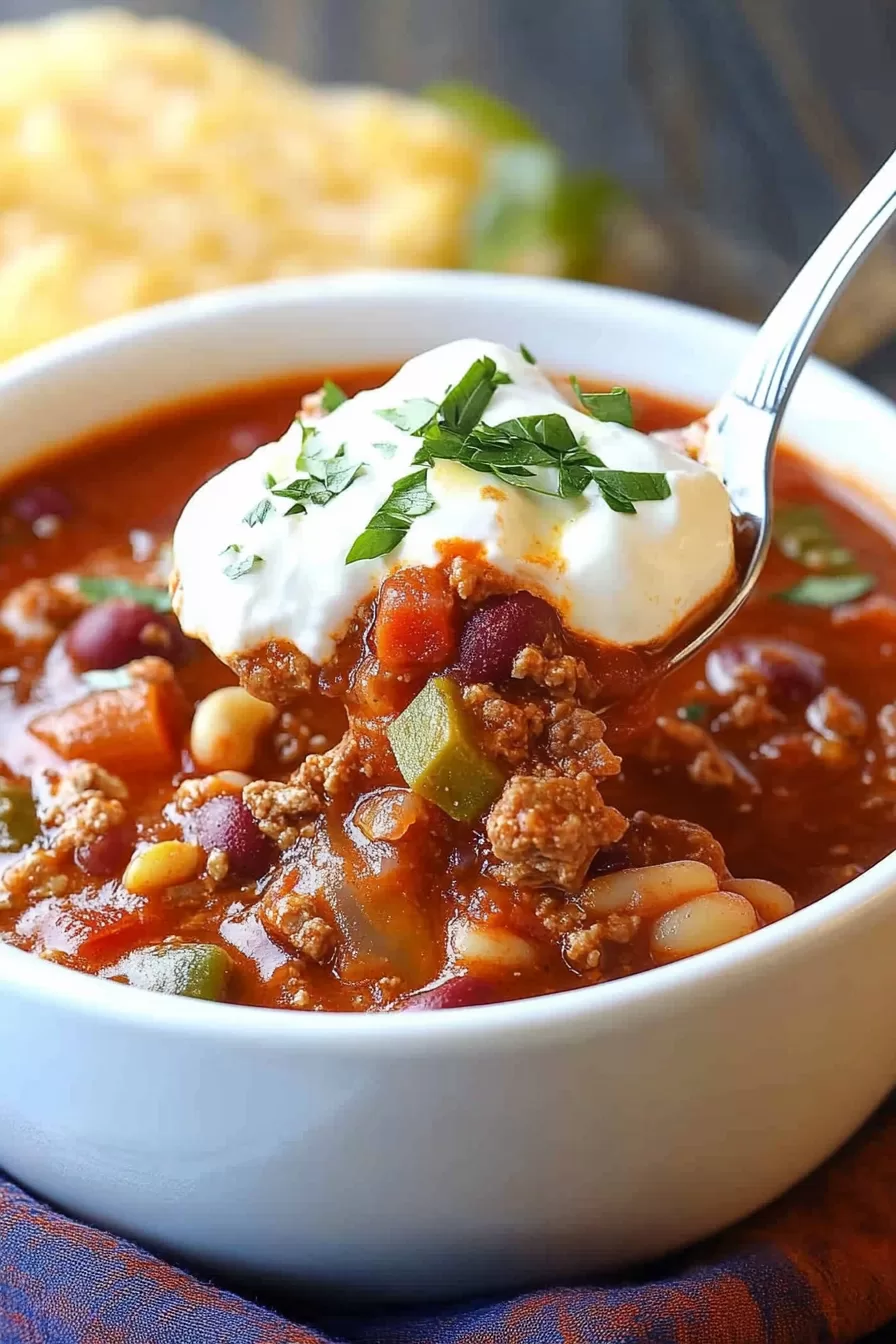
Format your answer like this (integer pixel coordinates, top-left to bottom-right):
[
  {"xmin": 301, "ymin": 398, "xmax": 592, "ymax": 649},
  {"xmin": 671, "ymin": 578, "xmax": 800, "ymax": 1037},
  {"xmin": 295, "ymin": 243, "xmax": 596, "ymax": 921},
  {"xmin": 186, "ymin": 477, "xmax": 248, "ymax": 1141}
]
[
  {"xmin": 547, "ymin": 702, "xmax": 621, "ymax": 780},
  {"xmin": 447, "ymin": 555, "xmax": 511, "ymax": 603},
  {"xmin": 721, "ymin": 689, "xmax": 784, "ymax": 730},
  {"xmin": 512, "ymin": 639, "xmax": 596, "ymax": 700},
  {"xmin": 242, "ymin": 778, "xmax": 321, "ymax": 850},
  {"xmin": 256, "ymin": 884, "xmax": 335, "ymax": 962},
  {"xmin": 1, "ymin": 848, "xmax": 68, "ymax": 907},
  {"xmin": 805, "ymin": 686, "xmax": 867, "ymax": 740},
  {"xmin": 38, "ymin": 761, "xmax": 129, "ymax": 855},
  {"xmin": 298, "ymin": 729, "xmax": 365, "ymax": 798},
  {"xmin": 462, "ymin": 685, "xmax": 544, "ymax": 766},
  {"xmin": 643, "ymin": 716, "xmax": 737, "ymax": 789},
  {"xmin": 487, "ymin": 772, "xmax": 628, "ymax": 892},
  {"xmin": 564, "ymin": 913, "xmax": 641, "ymax": 973},
  {"xmin": 622, "ymin": 810, "xmax": 729, "ymax": 883},
  {"xmin": 0, "ymin": 576, "xmax": 86, "ymax": 643},
  {"xmin": 227, "ymin": 639, "xmax": 313, "ymax": 707}
]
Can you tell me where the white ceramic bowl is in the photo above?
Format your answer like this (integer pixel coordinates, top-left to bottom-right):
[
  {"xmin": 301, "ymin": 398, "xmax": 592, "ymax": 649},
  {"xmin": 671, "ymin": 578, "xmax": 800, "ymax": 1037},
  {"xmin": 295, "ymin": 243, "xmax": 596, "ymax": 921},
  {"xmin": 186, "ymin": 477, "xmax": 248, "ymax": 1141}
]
[{"xmin": 1, "ymin": 272, "xmax": 896, "ymax": 1303}]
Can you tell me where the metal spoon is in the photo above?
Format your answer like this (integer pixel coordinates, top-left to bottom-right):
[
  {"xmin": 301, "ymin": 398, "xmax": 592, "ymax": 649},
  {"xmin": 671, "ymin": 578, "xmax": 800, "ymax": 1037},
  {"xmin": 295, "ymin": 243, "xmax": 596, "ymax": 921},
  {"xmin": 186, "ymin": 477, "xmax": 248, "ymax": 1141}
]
[{"xmin": 666, "ymin": 147, "xmax": 896, "ymax": 676}]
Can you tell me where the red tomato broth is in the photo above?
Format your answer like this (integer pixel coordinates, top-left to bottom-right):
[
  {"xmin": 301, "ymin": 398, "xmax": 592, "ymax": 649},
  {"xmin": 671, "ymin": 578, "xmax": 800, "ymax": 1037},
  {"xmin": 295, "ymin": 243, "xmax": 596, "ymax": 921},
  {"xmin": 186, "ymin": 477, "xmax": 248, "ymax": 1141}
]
[{"xmin": 0, "ymin": 366, "xmax": 893, "ymax": 1010}]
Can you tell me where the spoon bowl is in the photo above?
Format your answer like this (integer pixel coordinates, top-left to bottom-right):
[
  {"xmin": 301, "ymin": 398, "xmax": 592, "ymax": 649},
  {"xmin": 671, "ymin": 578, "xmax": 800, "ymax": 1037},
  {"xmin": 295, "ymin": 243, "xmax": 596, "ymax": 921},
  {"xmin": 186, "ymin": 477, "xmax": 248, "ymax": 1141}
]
[{"xmin": 664, "ymin": 146, "xmax": 896, "ymax": 677}]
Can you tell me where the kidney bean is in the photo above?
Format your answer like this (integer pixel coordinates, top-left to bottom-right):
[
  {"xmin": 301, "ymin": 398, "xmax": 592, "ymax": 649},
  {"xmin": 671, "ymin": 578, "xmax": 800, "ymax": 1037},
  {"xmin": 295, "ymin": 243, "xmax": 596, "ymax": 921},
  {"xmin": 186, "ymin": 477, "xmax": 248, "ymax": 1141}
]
[
  {"xmin": 453, "ymin": 591, "xmax": 559, "ymax": 685},
  {"xmin": 9, "ymin": 485, "xmax": 73, "ymax": 524},
  {"xmin": 400, "ymin": 975, "xmax": 505, "ymax": 1011},
  {"xmin": 705, "ymin": 638, "xmax": 825, "ymax": 706},
  {"xmin": 75, "ymin": 823, "xmax": 136, "ymax": 877},
  {"xmin": 67, "ymin": 600, "xmax": 189, "ymax": 671},
  {"xmin": 186, "ymin": 794, "xmax": 275, "ymax": 882}
]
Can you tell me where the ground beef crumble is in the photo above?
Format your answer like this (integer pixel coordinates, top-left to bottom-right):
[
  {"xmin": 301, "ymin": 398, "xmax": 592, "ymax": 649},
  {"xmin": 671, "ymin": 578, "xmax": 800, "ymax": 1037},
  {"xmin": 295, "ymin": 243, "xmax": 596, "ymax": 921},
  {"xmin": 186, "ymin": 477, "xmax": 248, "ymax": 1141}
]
[
  {"xmin": 0, "ymin": 576, "xmax": 87, "ymax": 643},
  {"xmin": 512, "ymin": 638, "xmax": 596, "ymax": 699},
  {"xmin": 462, "ymin": 684, "xmax": 544, "ymax": 766},
  {"xmin": 256, "ymin": 886, "xmax": 335, "ymax": 962},
  {"xmin": 806, "ymin": 686, "xmax": 867, "ymax": 740},
  {"xmin": 644, "ymin": 715, "xmax": 737, "ymax": 789},
  {"xmin": 547, "ymin": 702, "xmax": 621, "ymax": 780},
  {"xmin": 243, "ymin": 778, "xmax": 320, "ymax": 849},
  {"xmin": 621, "ymin": 810, "xmax": 729, "ymax": 883},
  {"xmin": 487, "ymin": 772, "xmax": 628, "ymax": 892},
  {"xmin": 227, "ymin": 639, "xmax": 313, "ymax": 707},
  {"xmin": 39, "ymin": 761, "xmax": 129, "ymax": 854}
]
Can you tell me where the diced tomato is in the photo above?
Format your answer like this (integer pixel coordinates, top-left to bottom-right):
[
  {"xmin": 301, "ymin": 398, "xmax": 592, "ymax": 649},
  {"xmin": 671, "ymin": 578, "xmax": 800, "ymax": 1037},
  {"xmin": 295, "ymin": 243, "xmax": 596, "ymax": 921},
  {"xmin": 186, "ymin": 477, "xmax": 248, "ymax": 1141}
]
[
  {"xmin": 374, "ymin": 566, "xmax": 456, "ymax": 673},
  {"xmin": 16, "ymin": 886, "xmax": 161, "ymax": 967}
]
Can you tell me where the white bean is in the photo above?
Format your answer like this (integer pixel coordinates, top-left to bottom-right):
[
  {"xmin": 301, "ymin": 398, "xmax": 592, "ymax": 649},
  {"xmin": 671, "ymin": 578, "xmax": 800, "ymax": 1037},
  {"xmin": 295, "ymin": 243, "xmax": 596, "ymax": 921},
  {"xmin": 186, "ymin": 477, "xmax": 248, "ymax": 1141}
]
[
  {"xmin": 190, "ymin": 686, "xmax": 277, "ymax": 773},
  {"xmin": 582, "ymin": 860, "xmax": 718, "ymax": 918},
  {"xmin": 723, "ymin": 877, "xmax": 795, "ymax": 924},
  {"xmin": 650, "ymin": 891, "xmax": 759, "ymax": 964},
  {"xmin": 451, "ymin": 920, "xmax": 539, "ymax": 971}
]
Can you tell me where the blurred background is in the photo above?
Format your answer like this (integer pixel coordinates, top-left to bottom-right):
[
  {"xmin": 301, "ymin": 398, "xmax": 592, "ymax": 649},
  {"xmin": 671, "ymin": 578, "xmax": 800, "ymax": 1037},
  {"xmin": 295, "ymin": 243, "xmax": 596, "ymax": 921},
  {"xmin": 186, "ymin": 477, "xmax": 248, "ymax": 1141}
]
[{"xmin": 3, "ymin": 0, "xmax": 896, "ymax": 389}]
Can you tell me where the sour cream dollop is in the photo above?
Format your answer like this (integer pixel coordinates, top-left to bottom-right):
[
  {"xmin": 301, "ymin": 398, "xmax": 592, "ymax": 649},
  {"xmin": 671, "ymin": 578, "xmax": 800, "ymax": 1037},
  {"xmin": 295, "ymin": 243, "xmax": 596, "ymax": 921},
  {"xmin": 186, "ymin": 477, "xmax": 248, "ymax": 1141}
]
[{"xmin": 173, "ymin": 340, "xmax": 734, "ymax": 665}]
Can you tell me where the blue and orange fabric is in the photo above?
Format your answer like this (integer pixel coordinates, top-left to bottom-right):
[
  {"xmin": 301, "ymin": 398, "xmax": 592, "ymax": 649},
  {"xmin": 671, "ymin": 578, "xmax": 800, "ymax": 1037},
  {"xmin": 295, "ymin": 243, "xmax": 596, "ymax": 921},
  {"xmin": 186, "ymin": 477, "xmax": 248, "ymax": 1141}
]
[{"xmin": 3, "ymin": 1096, "xmax": 896, "ymax": 1344}]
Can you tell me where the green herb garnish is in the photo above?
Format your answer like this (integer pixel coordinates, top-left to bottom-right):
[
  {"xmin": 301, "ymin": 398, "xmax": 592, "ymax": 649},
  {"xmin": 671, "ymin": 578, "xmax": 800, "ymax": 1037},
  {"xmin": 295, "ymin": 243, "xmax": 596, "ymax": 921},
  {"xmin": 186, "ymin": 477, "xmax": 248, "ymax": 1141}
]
[
  {"xmin": 775, "ymin": 573, "xmax": 875, "ymax": 607},
  {"xmin": 272, "ymin": 455, "xmax": 363, "ymax": 517},
  {"xmin": 220, "ymin": 545, "xmax": 263, "ymax": 580},
  {"xmin": 570, "ymin": 376, "xmax": 634, "ymax": 428},
  {"xmin": 345, "ymin": 469, "xmax": 434, "ymax": 564},
  {"xmin": 377, "ymin": 399, "xmax": 439, "ymax": 434},
  {"xmin": 320, "ymin": 379, "xmax": 348, "ymax": 413},
  {"xmin": 373, "ymin": 441, "xmax": 399, "ymax": 458},
  {"xmin": 773, "ymin": 503, "xmax": 854, "ymax": 573},
  {"xmin": 76, "ymin": 576, "xmax": 171, "ymax": 612},
  {"xmin": 519, "ymin": 343, "xmax": 536, "ymax": 364},
  {"xmin": 243, "ymin": 498, "xmax": 273, "ymax": 528},
  {"xmin": 679, "ymin": 702, "xmax": 708, "ymax": 724}
]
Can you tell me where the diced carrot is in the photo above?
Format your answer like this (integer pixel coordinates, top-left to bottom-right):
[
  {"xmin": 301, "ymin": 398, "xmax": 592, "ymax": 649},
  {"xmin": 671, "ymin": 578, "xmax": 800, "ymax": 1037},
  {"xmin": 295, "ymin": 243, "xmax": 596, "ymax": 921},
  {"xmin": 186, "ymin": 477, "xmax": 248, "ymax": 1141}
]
[
  {"xmin": 29, "ymin": 678, "xmax": 184, "ymax": 773},
  {"xmin": 374, "ymin": 566, "xmax": 456, "ymax": 673}
]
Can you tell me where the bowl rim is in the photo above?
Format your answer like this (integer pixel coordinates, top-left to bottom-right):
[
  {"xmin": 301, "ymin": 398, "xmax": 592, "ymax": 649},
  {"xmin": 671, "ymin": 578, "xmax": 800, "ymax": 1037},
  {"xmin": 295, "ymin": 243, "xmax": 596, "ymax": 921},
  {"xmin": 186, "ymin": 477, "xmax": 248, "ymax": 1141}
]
[{"xmin": 2, "ymin": 267, "xmax": 895, "ymax": 1053}]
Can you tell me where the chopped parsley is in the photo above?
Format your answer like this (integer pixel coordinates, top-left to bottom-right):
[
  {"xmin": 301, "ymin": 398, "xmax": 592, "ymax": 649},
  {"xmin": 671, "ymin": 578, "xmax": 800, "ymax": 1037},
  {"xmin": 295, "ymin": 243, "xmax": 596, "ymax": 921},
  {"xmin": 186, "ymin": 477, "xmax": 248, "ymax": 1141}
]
[
  {"xmin": 519, "ymin": 342, "xmax": 536, "ymax": 364},
  {"xmin": 243, "ymin": 498, "xmax": 273, "ymax": 527},
  {"xmin": 678, "ymin": 702, "xmax": 708, "ymax": 724},
  {"xmin": 570, "ymin": 376, "xmax": 634, "ymax": 428},
  {"xmin": 220, "ymin": 544, "xmax": 263, "ymax": 580},
  {"xmin": 297, "ymin": 356, "xmax": 667, "ymax": 565},
  {"xmin": 377, "ymin": 399, "xmax": 439, "ymax": 434},
  {"xmin": 775, "ymin": 573, "xmax": 875, "ymax": 607},
  {"xmin": 76, "ymin": 576, "xmax": 171, "ymax": 612},
  {"xmin": 773, "ymin": 503, "xmax": 854, "ymax": 572},
  {"xmin": 320, "ymin": 379, "xmax": 348, "ymax": 413},
  {"xmin": 345, "ymin": 469, "xmax": 434, "ymax": 564},
  {"xmin": 773, "ymin": 501, "xmax": 876, "ymax": 606}
]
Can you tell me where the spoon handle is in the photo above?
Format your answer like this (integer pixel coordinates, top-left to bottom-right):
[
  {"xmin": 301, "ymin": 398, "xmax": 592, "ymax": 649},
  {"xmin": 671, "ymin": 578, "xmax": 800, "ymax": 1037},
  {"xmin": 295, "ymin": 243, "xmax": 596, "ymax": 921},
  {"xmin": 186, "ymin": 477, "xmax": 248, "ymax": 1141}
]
[{"xmin": 731, "ymin": 147, "xmax": 896, "ymax": 414}]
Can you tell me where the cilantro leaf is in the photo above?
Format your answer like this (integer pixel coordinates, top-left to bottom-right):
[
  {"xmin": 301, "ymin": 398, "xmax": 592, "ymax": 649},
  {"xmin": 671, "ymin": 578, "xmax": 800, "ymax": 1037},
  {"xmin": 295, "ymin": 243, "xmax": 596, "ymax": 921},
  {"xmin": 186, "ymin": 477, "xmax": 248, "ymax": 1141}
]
[
  {"xmin": 76, "ymin": 576, "xmax": 171, "ymax": 612},
  {"xmin": 437, "ymin": 357, "xmax": 510, "ymax": 436},
  {"xmin": 519, "ymin": 343, "xmax": 536, "ymax": 364},
  {"xmin": 377, "ymin": 399, "xmax": 439, "ymax": 434},
  {"xmin": 570, "ymin": 376, "xmax": 634, "ymax": 428},
  {"xmin": 773, "ymin": 503, "xmax": 854, "ymax": 573},
  {"xmin": 775, "ymin": 573, "xmax": 875, "ymax": 607},
  {"xmin": 221, "ymin": 546, "xmax": 263, "ymax": 580},
  {"xmin": 243, "ymin": 498, "xmax": 273, "ymax": 527},
  {"xmin": 346, "ymin": 469, "xmax": 434, "ymax": 564},
  {"xmin": 321, "ymin": 379, "xmax": 348, "ymax": 413}
]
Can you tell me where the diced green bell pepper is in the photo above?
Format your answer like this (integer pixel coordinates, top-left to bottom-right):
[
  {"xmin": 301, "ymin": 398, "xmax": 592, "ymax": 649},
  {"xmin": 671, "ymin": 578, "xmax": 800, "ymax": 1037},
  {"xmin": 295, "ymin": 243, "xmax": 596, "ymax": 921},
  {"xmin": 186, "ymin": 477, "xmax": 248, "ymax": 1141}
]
[
  {"xmin": 107, "ymin": 942, "xmax": 233, "ymax": 1001},
  {"xmin": 0, "ymin": 783, "xmax": 39, "ymax": 853},
  {"xmin": 387, "ymin": 676, "xmax": 504, "ymax": 823}
]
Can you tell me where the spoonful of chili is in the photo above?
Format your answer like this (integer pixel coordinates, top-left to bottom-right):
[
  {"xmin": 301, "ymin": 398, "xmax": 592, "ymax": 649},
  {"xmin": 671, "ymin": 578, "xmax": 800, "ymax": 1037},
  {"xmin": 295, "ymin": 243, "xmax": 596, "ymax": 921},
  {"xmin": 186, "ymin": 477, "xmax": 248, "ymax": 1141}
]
[{"xmin": 664, "ymin": 146, "xmax": 896, "ymax": 677}]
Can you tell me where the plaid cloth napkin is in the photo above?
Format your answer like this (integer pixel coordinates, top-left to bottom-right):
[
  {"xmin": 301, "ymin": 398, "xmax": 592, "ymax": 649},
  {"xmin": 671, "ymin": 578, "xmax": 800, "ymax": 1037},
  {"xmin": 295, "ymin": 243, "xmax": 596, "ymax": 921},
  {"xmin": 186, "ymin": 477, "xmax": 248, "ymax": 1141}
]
[{"xmin": 3, "ymin": 1096, "xmax": 896, "ymax": 1344}]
